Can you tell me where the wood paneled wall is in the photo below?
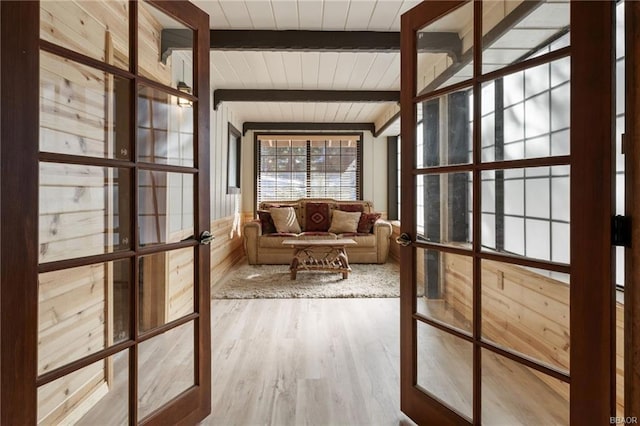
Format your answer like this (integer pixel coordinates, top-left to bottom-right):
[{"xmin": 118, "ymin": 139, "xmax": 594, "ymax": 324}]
[
  {"xmin": 211, "ymin": 102, "xmax": 243, "ymax": 221},
  {"xmin": 209, "ymin": 215, "xmax": 246, "ymax": 287}
]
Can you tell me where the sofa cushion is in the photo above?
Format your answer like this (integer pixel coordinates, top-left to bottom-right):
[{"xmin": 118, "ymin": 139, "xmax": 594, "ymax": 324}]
[
  {"xmin": 257, "ymin": 210, "xmax": 277, "ymax": 234},
  {"xmin": 337, "ymin": 233, "xmax": 376, "ymax": 247},
  {"xmin": 328, "ymin": 210, "xmax": 361, "ymax": 234},
  {"xmin": 298, "ymin": 232, "xmax": 337, "ymax": 239},
  {"xmin": 305, "ymin": 202, "xmax": 332, "ymax": 232},
  {"xmin": 270, "ymin": 207, "xmax": 302, "ymax": 233},
  {"xmin": 358, "ymin": 212, "xmax": 382, "ymax": 233},
  {"xmin": 259, "ymin": 233, "xmax": 299, "ymax": 248},
  {"xmin": 337, "ymin": 203, "xmax": 364, "ymax": 213}
]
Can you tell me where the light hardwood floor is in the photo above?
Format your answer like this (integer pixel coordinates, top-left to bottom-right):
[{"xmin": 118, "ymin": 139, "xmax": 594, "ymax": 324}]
[
  {"xmin": 203, "ymin": 298, "xmax": 415, "ymax": 426},
  {"xmin": 72, "ymin": 284, "xmax": 569, "ymax": 424}
]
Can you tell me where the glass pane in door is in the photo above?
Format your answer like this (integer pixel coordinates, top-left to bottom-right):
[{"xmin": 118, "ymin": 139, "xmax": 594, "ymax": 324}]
[
  {"xmin": 40, "ymin": 51, "xmax": 131, "ymax": 160},
  {"xmin": 138, "ymin": 170, "xmax": 194, "ymax": 246},
  {"xmin": 38, "ymin": 260, "xmax": 131, "ymax": 375},
  {"xmin": 615, "ymin": 0, "xmax": 625, "ymax": 416},
  {"xmin": 416, "ymin": 2, "xmax": 474, "ymax": 94},
  {"xmin": 138, "ymin": 1, "xmax": 193, "ymax": 89},
  {"xmin": 138, "ymin": 85, "xmax": 194, "ymax": 167},
  {"xmin": 481, "ymin": 1, "xmax": 569, "ymax": 74},
  {"xmin": 39, "ymin": 163, "xmax": 131, "ymax": 263},
  {"xmin": 482, "ymin": 349, "xmax": 569, "ymax": 425},
  {"xmin": 417, "ymin": 321, "xmax": 473, "ymax": 420},
  {"xmin": 416, "ymin": 247, "xmax": 473, "ymax": 334},
  {"xmin": 138, "ymin": 321, "xmax": 195, "ymax": 419},
  {"xmin": 138, "ymin": 247, "xmax": 195, "ymax": 333},
  {"xmin": 481, "ymin": 260, "xmax": 570, "ymax": 372},
  {"xmin": 40, "ymin": 0, "xmax": 129, "ymax": 70},
  {"xmin": 416, "ymin": 172, "xmax": 472, "ymax": 249},
  {"xmin": 416, "ymin": 87, "xmax": 473, "ymax": 169},
  {"xmin": 480, "ymin": 59, "xmax": 571, "ymax": 163},
  {"xmin": 481, "ymin": 166, "xmax": 570, "ymax": 264},
  {"xmin": 37, "ymin": 351, "xmax": 129, "ymax": 425}
]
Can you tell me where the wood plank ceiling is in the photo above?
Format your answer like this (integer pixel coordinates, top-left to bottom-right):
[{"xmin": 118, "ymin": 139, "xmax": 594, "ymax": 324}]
[
  {"xmin": 176, "ymin": 0, "xmax": 569, "ymax": 137},
  {"xmin": 186, "ymin": 0, "xmax": 420, "ymax": 136}
]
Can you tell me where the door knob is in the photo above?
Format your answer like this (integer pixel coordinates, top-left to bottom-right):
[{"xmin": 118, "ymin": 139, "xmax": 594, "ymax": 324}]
[
  {"xmin": 199, "ymin": 231, "xmax": 214, "ymax": 245},
  {"xmin": 395, "ymin": 232, "xmax": 412, "ymax": 247}
]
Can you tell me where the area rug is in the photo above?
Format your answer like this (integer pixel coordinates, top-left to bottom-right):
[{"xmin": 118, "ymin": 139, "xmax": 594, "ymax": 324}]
[{"xmin": 212, "ymin": 262, "xmax": 400, "ymax": 299}]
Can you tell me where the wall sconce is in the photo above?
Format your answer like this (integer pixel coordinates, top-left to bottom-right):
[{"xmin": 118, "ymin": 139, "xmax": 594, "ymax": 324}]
[
  {"xmin": 177, "ymin": 81, "xmax": 192, "ymax": 107},
  {"xmin": 177, "ymin": 58, "xmax": 192, "ymax": 107}
]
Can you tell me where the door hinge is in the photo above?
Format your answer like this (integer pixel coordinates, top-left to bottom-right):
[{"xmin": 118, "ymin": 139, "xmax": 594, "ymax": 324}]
[{"xmin": 612, "ymin": 215, "xmax": 631, "ymax": 247}]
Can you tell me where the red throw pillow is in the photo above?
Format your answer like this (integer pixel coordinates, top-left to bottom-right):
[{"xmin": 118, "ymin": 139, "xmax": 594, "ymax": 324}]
[
  {"xmin": 305, "ymin": 202, "xmax": 331, "ymax": 231},
  {"xmin": 337, "ymin": 203, "xmax": 364, "ymax": 213},
  {"xmin": 257, "ymin": 210, "xmax": 277, "ymax": 234},
  {"xmin": 357, "ymin": 212, "xmax": 381, "ymax": 233}
]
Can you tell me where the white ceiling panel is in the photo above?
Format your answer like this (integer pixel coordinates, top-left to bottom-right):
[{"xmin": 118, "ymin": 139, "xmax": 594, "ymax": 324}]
[
  {"xmin": 323, "ymin": 103, "xmax": 341, "ymax": 122},
  {"xmin": 298, "ymin": 0, "xmax": 325, "ymax": 29},
  {"xmin": 222, "ymin": 51, "xmax": 254, "ymax": 86},
  {"xmin": 282, "ymin": 52, "xmax": 304, "ymax": 88},
  {"xmin": 272, "ymin": 0, "xmax": 300, "ymax": 29},
  {"xmin": 344, "ymin": 1, "xmax": 376, "ymax": 30},
  {"xmin": 302, "ymin": 103, "xmax": 316, "ymax": 121},
  {"xmin": 244, "ymin": 1, "xmax": 277, "ymax": 29},
  {"xmin": 334, "ymin": 103, "xmax": 355, "ymax": 121},
  {"xmin": 315, "ymin": 102, "xmax": 328, "ymax": 122},
  {"xmin": 349, "ymin": 103, "xmax": 367, "ymax": 122},
  {"xmin": 362, "ymin": 53, "xmax": 397, "ymax": 89},
  {"xmin": 301, "ymin": 52, "xmax": 321, "ymax": 89},
  {"xmin": 316, "ymin": 52, "xmax": 340, "ymax": 89},
  {"xmin": 206, "ymin": 1, "xmax": 230, "ymax": 28},
  {"xmin": 229, "ymin": 101, "xmax": 389, "ymax": 124},
  {"xmin": 211, "ymin": 53, "xmax": 243, "ymax": 87},
  {"xmin": 230, "ymin": 51, "xmax": 273, "ymax": 87},
  {"xmin": 347, "ymin": 54, "xmax": 377, "ymax": 89},
  {"xmin": 331, "ymin": 52, "xmax": 358, "ymax": 88},
  {"xmin": 217, "ymin": 1, "xmax": 253, "ymax": 29},
  {"xmin": 321, "ymin": 1, "xmax": 350, "ymax": 30},
  {"xmin": 368, "ymin": 1, "xmax": 403, "ymax": 31},
  {"xmin": 260, "ymin": 52, "xmax": 289, "ymax": 87},
  {"xmin": 375, "ymin": 53, "xmax": 400, "ymax": 89}
]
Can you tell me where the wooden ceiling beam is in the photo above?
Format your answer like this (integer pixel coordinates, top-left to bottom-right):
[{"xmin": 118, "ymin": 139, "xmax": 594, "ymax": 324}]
[
  {"xmin": 214, "ymin": 89, "xmax": 399, "ymax": 110},
  {"xmin": 161, "ymin": 29, "xmax": 461, "ymax": 61},
  {"xmin": 242, "ymin": 122, "xmax": 375, "ymax": 136}
]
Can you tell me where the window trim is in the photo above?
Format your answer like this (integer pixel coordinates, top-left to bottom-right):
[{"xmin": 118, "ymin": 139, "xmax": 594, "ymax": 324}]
[
  {"xmin": 253, "ymin": 131, "xmax": 364, "ymax": 213},
  {"xmin": 227, "ymin": 123, "xmax": 241, "ymax": 194}
]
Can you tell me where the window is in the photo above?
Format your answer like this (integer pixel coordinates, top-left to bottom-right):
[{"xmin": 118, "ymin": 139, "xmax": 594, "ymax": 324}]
[
  {"xmin": 227, "ymin": 123, "xmax": 241, "ymax": 194},
  {"xmin": 255, "ymin": 134, "xmax": 362, "ymax": 207}
]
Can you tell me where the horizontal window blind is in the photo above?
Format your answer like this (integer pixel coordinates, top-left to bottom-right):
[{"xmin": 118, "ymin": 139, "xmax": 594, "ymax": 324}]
[{"xmin": 256, "ymin": 135, "xmax": 362, "ymax": 208}]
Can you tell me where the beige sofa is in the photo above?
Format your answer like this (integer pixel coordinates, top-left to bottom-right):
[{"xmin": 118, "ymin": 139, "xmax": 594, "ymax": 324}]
[{"xmin": 243, "ymin": 198, "xmax": 392, "ymax": 264}]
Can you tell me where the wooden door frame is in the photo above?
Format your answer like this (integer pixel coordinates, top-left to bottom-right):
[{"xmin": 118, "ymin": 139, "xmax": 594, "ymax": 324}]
[
  {"xmin": 399, "ymin": 1, "xmax": 615, "ymax": 424},
  {"xmin": 626, "ymin": 0, "xmax": 640, "ymax": 418},
  {"xmin": 399, "ymin": 2, "xmax": 470, "ymax": 425},
  {"xmin": 0, "ymin": 1, "xmax": 40, "ymax": 422},
  {"xmin": 0, "ymin": 1, "xmax": 211, "ymax": 424}
]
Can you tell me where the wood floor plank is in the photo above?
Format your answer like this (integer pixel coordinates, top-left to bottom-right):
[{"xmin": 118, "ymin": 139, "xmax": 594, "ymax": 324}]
[
  {"xmin": 203, "ymin": 298, "xmax": 413, "ymax": 426},
  {"xmin": 70, "ymin": 294, "xmax": 568, "ymax": 425}
]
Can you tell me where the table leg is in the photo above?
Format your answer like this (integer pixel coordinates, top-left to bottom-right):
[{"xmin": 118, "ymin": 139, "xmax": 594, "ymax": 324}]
[
  {"xmin": 337, "ymin": 248, "xmax": 350, "ymax": 279},
  {"xmin": 290, "ymin": 252, "xmax": 299, "ymax": 280}
]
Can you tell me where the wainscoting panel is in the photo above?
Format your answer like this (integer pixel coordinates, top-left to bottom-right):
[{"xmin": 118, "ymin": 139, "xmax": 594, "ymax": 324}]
[{"xmin": 210, "ymin": 215, "xmax": 246, "ymax": 287}]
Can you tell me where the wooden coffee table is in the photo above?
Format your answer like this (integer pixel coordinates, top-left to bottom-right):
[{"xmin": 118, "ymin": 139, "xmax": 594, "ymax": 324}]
[{"xmin": 282, "ymin": 239, "xmax": 357, "ymax": 280}]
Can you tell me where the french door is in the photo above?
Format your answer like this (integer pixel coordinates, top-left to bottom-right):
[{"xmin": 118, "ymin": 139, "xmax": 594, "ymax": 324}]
[
  {"xmin": 1, "ymin": 1, "xmax": 211, "ymax": 424},
  {"xmin": 399, "ymin": 1, "xmax": 615, "ymax": 424}
]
